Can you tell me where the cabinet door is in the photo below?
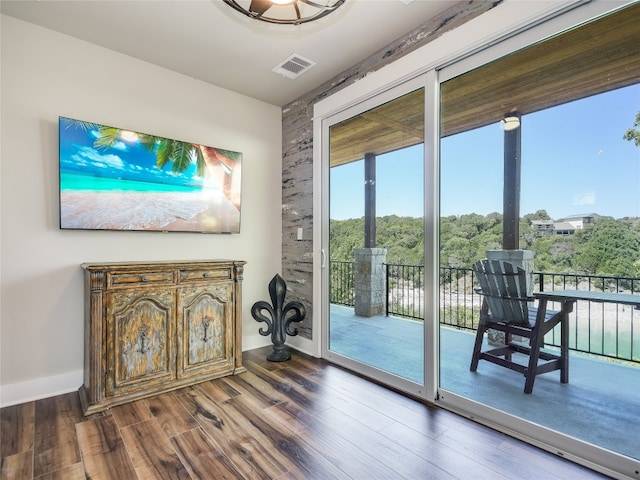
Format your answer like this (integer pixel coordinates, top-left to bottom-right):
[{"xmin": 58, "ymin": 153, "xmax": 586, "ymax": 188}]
[
  {"xmin": 106, "ymin": 288, "xmax": 175, "ymax": 396},
  {"xmin": 177, "ymin": 283, "xmax": 234, "ymax": 379}
]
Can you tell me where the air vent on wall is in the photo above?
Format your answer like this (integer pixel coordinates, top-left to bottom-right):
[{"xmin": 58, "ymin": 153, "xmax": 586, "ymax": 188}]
[{"xmin": 272, "ymin": 54, "xmax": 316, "ymax": 79}]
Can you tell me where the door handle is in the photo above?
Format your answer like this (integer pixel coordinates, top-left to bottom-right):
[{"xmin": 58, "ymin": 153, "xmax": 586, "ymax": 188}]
[{"xmin": 321, "ymin": 249, "xmax": 326, "ymax": 268}]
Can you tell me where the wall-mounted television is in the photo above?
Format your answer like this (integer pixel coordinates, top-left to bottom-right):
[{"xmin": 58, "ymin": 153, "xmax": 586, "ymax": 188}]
[{"xmin": 59, "ymin": 116, "xmax": 242, "ymax": 233}]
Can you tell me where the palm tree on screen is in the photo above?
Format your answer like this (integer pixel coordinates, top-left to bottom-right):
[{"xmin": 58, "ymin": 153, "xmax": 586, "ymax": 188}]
[{"xmin": 65, "ymin": 119, "xmax": 240, "ymax": 209}]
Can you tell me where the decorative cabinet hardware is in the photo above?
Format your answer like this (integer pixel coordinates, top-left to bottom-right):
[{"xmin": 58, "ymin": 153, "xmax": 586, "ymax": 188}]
[
  {"xmin": 202, "ymin": 317, "xmax": 211, "ymax": 342},
  {"xmin": 136, "ymin": 324, "xmax": 151, "ymax": 353},
  {"xmin": 79, "ymin": 260, "xmax": 246, "ymax": 415}
]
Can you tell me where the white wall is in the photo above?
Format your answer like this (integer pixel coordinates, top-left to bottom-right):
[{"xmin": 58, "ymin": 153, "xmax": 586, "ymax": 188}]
[{"xmin": 0, "ymin": 15, "xmax": 281, "ymax": 406}]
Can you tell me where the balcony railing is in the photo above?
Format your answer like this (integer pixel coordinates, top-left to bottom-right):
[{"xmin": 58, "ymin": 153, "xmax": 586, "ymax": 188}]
[
  {"xmin": 330, "ymin": 260, "xmax": 355, "ymax": 306},
  {"xmin": 330, "ymin": 261, "xmax": 640, "ymax": 364}
]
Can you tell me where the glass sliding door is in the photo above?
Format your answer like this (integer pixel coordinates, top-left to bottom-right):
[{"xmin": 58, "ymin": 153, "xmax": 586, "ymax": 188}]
[
  {"xmin": 436, "ymin": 4, "xmax": 640, "ymax": 477},
  {"xmin": 312, "ymin": 2, "xmax": 637, "ymax": 478},
  {"xmin": 322, "ymin": 80, "xmax": 427, "ymax": 396}
]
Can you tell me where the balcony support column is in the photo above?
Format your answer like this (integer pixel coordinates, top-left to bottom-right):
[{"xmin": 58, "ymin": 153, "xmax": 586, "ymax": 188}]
[
  {"xmin": 354, "ymin": 248, "xmax": 387, "ymax": 317},
  {"xmin": 364, "ymin": 153, "xmax": 376, "ymax": 248},
  {"xmin": 503, "ymin": 112, "xmax": 521, "ymax": 250}
]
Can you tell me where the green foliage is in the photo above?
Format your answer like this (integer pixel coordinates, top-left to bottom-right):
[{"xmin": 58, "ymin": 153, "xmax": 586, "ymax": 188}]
[
  {"xmin": 623, "ymin": 111, "xmax": 640, "ymax": 147},
  {"xmin": 74, "ymin": 119, "xmax": 207, "ymax": 176},
  {"xmin": 93, "ymin": 127, "xmax": 122, "ymax": 150},
  {"xmin": 330, "ymin": 216, "xmax": 423, "ymax": 265},
  {"xmin": 573, "ymin": 217, "xmax": 640, "ymax": 279},
  {"xmin": 329, "ymin": 217, "xmax": 365, "ymax": 260},
  {"xmin": 531, "ymin": 235, "xmax": 574, "ymax": 272},
  {"xmin": 330, "ymin": 213, "xmax": 640, "ymax": 279},
  {"xmin": 439, "ymin": 212, "xmax": 503, "ymax": 269}
]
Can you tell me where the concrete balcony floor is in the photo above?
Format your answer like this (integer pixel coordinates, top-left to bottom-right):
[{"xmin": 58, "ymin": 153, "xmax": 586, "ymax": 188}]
[{"xmin": 329, "ymin": 304, "xmax": 640, "ymax": 461}]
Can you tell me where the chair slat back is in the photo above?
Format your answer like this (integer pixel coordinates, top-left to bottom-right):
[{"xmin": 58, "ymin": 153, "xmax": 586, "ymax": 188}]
[{"xmin": 473, "ymin": 259, "xmax": 530, "ymax": 325}]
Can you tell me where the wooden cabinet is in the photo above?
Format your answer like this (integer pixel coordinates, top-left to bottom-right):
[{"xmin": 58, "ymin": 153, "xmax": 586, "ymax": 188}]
[{"xmin": 79, "ymin": 260, "xmax": 245, "ymax": 415}]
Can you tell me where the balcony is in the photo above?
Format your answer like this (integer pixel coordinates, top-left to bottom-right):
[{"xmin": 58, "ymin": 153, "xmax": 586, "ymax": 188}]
[{"xmin": 328, "ymin": 262, "xmax": 640, "ymax": 461}]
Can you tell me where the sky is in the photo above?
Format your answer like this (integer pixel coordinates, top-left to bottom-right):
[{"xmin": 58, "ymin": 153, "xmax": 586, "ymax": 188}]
[{"xmin": 330, "ymin": 83, "xmax": 640, "ymax": 221}]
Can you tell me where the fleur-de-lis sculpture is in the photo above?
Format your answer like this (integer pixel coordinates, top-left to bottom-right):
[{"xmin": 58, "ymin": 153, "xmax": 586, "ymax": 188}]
[{"xmin": 251, "ymin": 274, "xmax": 306, "ymax": 362}]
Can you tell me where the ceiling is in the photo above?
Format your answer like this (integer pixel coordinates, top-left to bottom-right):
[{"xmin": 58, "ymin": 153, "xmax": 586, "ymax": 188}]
[
  {"xmin": 0, "ymin": 0, "xmax": 458, "ymax": 107},
  {"xmin": 440, "ymin": 1, "xmax": 640, "ymax": 137},
  {"xmin": 6, "ymin": 1, "xmax": 637, "ymax": 168},
  {"xmin": 329, "ymin": 2, "xmax": 640, "ymax": 166}
]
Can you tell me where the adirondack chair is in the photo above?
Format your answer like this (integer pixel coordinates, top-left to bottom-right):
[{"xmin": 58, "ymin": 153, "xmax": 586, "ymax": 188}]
[{"xmin": 470, "ymin": 259, "xmax": 571, "ymax": 394}]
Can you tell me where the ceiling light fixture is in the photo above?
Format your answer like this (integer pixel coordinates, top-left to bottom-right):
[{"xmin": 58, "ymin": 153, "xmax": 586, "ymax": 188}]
[
  {"xmin": 222, "ymin": 0, "xmax": 346, "ymax": 25},
  {"xmin": 502, "ymin": 112, "xmax": 521, "ymax": 131}
]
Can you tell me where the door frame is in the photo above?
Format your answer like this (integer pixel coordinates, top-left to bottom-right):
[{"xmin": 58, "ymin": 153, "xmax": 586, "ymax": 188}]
[{"xmin": 319, "ymin": 76, "xmax": 429, "ymax": 398}]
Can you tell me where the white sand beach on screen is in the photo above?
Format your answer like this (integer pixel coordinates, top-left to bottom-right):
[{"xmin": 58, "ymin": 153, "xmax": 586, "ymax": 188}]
[{"xmin": 60, "ymin": 190, "xmax": 240, "ymax": 233}]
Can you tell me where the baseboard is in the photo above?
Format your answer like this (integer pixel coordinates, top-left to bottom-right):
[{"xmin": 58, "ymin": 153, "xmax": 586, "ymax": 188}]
[
  {"xmin": 1, "ymin": 338, "xmax": 316, "ymax": 408},
  {"xmin": 242, "ymin": 336, "xmax": 272, "ymax": 352},
  {"xmin": 0, "ymin": 369, "xmax": 83, "ymax": 408},
  {"xmin": 286, "ymin": 334, "xmax": 320, "ymax": 358}
]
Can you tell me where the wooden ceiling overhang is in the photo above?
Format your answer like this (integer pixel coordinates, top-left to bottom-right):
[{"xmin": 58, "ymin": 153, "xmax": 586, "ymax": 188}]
[
  {"xmin": 329, "ymin": 3, "xmax": 640, "ymax": 168},
  {"xmin": 329, "ymin": 89, "xmax": 424, "ymax": 168}
]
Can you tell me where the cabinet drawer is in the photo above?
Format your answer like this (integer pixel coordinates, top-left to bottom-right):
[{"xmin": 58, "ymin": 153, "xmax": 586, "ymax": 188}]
[
  {"xmin": 179, "ymin": 268, "xmax": 231, "ymax": 283},
  {"xmin": 109, "ymin": 271, "xmax": 175, "ymax": 287}
]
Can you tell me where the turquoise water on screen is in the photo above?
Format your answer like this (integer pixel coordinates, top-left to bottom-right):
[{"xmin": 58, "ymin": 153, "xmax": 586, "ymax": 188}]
[{"xmin": 60, "ymin": 173, "xmax": 201, "ymax": 193}]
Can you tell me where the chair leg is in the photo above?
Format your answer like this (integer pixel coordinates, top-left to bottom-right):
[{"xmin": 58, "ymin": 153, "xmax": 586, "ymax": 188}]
[
  {"xmin": 524, "ymin": 326, "xmax": 544, "ymax": 394},
  {"xmin": 470, "ymin": 323, "xmax": 487, "ymax": 372},
  {"xmin": 560, "ymin": 310, "xmax": 569, "ymax": 384},
  {"xmin": 504, "ymin": 328, "xmax": 513, "ymax": 362}
]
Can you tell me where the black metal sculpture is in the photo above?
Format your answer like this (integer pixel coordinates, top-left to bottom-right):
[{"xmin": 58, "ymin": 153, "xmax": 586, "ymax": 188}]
[{"xmin": 251, "ymin": 274, "xmax": 306, "ymax": 362}]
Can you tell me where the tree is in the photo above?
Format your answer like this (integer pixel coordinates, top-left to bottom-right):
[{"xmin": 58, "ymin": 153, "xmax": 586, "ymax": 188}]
[
  {"xmin": 330, "ymin": 213, "xmax": 640, "ymax": 281},
  {"xmin": 532, "ymin": 235, "xmax": 574, "ymax": 272},
  {"xmin": 623, "ymin": 111, "xmax": 640, "ymax": 147},
  {"xmin": 573, "ymin": 217, "xmax": 639, "ymax": 278},
  {"xmin": 523, "ymin": 210, "xmax": 551, "ymax": 222}
]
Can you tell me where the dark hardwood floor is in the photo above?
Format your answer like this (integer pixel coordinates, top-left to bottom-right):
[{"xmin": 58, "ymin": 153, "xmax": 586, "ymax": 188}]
[{"xmin": 1, "ymin": 347, "xmax": 611, "ymax": 479}]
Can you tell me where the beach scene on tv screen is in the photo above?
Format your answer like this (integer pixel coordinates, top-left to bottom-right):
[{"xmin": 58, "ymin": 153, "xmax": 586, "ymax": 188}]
[{"xmin": 59, "ymin": 117, "xmax": 241, "ymax": 233}]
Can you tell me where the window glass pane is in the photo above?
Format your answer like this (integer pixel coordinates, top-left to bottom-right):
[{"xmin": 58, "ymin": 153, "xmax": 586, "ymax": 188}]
[
  {"xmin": 438, "ymin": 2, "xmax": 640, "ymax": 463},
  {"xmin": 328, "ymin": 88, "xmax": 425, "ymax": 386}
]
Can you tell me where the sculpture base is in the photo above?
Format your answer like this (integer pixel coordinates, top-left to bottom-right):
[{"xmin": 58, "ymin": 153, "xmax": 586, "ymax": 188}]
[{"xmin": 267, "ymin": 347, "xmax": 291, "ymax": 362}]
